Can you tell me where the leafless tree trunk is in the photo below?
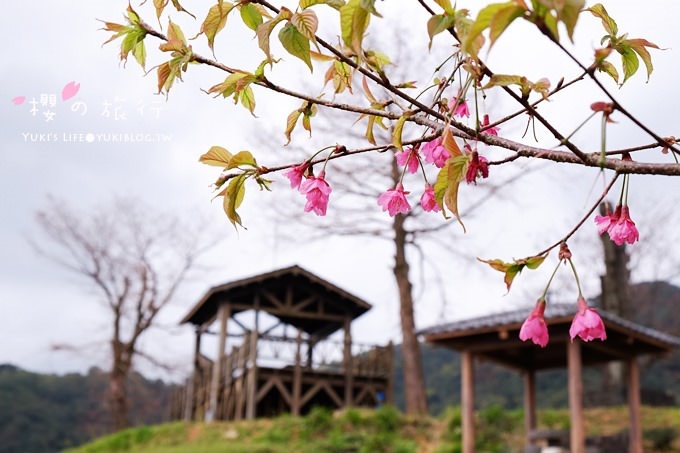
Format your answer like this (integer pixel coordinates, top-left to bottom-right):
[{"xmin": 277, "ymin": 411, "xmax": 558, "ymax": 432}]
[{"xmin": 34, "ymin": 198, "xmax": 211, "ymax": 431}]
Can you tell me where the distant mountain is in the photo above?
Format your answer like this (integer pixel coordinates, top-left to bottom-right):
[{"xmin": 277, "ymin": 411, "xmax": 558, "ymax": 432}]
[
  {"xmin": 0, "ymin": 365, "xmax": 175, "ymax": 453},
  {"xmin": 393, "ymin": 281, "xmax": 680, "ymax": 414}
]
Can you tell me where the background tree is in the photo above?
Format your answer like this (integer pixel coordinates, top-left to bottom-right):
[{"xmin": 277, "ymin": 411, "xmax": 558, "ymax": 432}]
[{"xmin": 34, "ymin": 199, "xmax": 211, "ymax": 430}]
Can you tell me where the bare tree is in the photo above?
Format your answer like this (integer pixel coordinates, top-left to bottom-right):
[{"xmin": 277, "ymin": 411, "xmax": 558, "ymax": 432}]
[{"xmin": 34, "ymin": 198, "xmax": 211, "ymax": 431}]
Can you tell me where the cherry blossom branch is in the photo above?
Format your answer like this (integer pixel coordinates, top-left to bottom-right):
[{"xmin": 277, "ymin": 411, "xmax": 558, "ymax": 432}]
[
  {"xmin": 549, "ymin": 39, "xmax": 680, "ymax": 155},
  {"xmin": 534, "ymin": 172, "xmax": 620, "ymax": 257}
]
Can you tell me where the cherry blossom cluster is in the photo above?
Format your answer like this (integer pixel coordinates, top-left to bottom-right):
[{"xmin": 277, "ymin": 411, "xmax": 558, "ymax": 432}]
[
  {"xmin": 284, "ymin": 163, "xmax": 332, "ymax": 216},
  {"xmin": 519, "ymin": 244, "xmax": 607, "ymax": 348}
]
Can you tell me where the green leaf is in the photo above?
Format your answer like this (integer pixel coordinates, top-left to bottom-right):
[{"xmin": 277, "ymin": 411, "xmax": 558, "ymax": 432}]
[
  {"xmin": 278, "ymin": 23, "xmax": 313, "ymax": 71},
  {"xmin": 488, "ymin": 5, "xmax": 524, "ymax": 47},
  {"xmin": 170, "ymin": 0, "xmax": 195, "ymax": 18},
  {"xmin": 201, "ymin": 2, "xmax": 234, "ymax": 53},
  {"xmin": 228, "ymin": 150, "xmax": 257, "ymax": 169},
  {"xmin": 223, "ymin": 173, "xmax": 247, "ymax": 228},
  {"xmin": 477, "ymin": 258, "xmax": 522, "ymax": 291},
  {"xmin": 433, "ymin": 0, "xmax": 454, "ymax": 15},
  {"xmin": 427, "ymin": 14, "xmax": 456, "ymax": 48},
  {"xmin": 300, "ymin": 0, "xmax": 346, "ymax": 9},
  {"xmin": 284, "ymin": 109, "xmax": 302, "ymax": 145},
  {"xmin": 463, "ymin": 2, "xmax": 522, "ymax": 57},
  {"xmin": 618, "ymin": 44, "xmax": 639, "ymax": 85},
  {"xmin": 239, "ymin": 85, "xmax": 256, "ymax": 115},
  {"xmin": 132, "ymin": 40, "xmax": 146, "ymax": 69},
  {"xmin": 291, "ymin": 9, "xmax": 319, "ymax": 49},
  {"xmin": 559, "ymin": 0, "xmax": 584, "ymax": 42},
  {"xmin": 340, "ymin": 0, "xmax": 370, "ymax": 55},
  {"xmin": 240, "ymin": 3, "xmax": 263, "ymax": 31},
  {"xmin": 199, "ymin": 146, "xmax": 233, "ymax": 167},
  {"xmin": 597, "ymin": 60, "xmax": 619, "ymax": 84},
  {"xmin": 391, "ymin": 112, "xmax": 412, "ymax": 150},
  {"xmin": 524, "ymin": 254, "xmax": 547, "ymax": 270},
  {"xmin": 160, "ymin": 19, "xmax": 187, "ymax": 52},
  {"xmin": 482, "ymin": 74, "xmax": 525, "ymax": 89},
  {"xmin": 359, "ymin": 0, "xmax": 382, "ymax": 17},
  {"xmin": 434, "ymin": 155, "xmax": 469, "ymax": 230},
  {"xmin": 587, "ymin": 3, "xmax": 617, "ymax": 36}
]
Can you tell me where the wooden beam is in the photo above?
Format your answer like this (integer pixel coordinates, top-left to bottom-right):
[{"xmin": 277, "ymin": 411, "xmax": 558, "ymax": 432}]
[
  {"xmin": 343, "ymin": 317, "xmax": 354, "ymax": 408},
  {"xmin": 260, "ymin": 288, "xmax": 286, "ymax": 309},
  {"xmin": 228, "ymin": 303, "xmax": 346, "ymax": 322},
  {"xmin": 461, "ymin": 350, "xmax": 475, "ymax": 453},
  {"xmin": 524, "ymin": 370, "xmax": 536, "ymax": 448},
  {"xmin": 245, "ymin": 306, "xmax": 260, "ymax": 420},
  {"xmin": 207, "ymin": 304, "xmax": 229, "ymax": 422},
  {"xmin": 292, "ymin": 331, "xmax": 303, "ymax": 415},
  {"xmin": 567, "ymin": 340, "xmax": 585, "ymax": 453},
  {"xmin": 627, "ymin": 357, "xmax": 643, "ymax": 453}
]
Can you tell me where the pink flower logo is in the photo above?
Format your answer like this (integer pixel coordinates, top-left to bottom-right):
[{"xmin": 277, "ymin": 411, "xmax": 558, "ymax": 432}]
[
  {"xmin": 61, "ymin": 81, "xmax": 80, "ymax": 101},
  {"xmin": 11, "ymin": 96, "xmax": 25, "ymax": 106},
  {"xmin": 519, "ymin": 299, "xmax": 549, "ymax": 348},
  {"xmin": 569, "ymin": 297, "xmax": 607, "ymax": 342}
]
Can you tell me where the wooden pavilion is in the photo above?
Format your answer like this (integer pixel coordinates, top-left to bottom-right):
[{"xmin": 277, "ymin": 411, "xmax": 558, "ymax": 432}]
[
  {"xmin": 172, "ymin": 265, "xmax": 393, "ymax": 422},
  {"xmin": 419, "ymin": 303, "xmax": 680, "ymax": 453}
]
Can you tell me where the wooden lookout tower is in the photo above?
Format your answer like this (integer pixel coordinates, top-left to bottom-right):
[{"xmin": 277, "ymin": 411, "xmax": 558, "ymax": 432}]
[{"xmin": 173, "ymin": 265, "xmax": 393, "ymax": 421}]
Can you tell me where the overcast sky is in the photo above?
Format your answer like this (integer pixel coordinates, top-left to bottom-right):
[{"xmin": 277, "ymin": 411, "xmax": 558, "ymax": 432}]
[{"xmin": 1, "ymin": 1, "xmax": 679, "ymax": 380}]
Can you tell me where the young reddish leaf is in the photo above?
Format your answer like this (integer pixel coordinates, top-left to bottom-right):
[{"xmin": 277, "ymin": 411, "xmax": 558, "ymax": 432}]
[
  {"xmin": 154, "ymin": 0, "xmax": 169, "ymax": 20},
  {"xmin": 365, "ymin": 50, "xmax": 391, "ymax": 73},
  {"xmin": 199, "ymin": 146, "xmax": 233, "ymax": 167},
  {"xmin": 626, "ymin": 38, "xmax": 660, "ymax": 81},
  {"xmin": 170, "ymin": 0, "xmax": 195, "ymax": 18},
  {"xmin": 477, "ymin": 258, "xmax": 522, "ymax": 291},
  {"xmin": 532, "ymin": 77, "xmax": 551, "ymax": 99},
  {"xmin": 156, "ymin": 62, "xmax": 172, "ymax": 93},
  {"xmin": 587, "ymin": 3, "xmax": 617, "ymax": 36},
  {"xmin": 227, "ymin": 150, "xmax": 258, "ymax": 169},
  {"xmin": 279, "ymin": 23, "xmax": 313, "ymax": 71},
  {"xmin": 201, "ymin": 2, "xmax": 234, "ymax": 53},
  {"xmin": 240, "ymin": 3, "xmax": 263, "ymax": 31},
  {"xmin": 160, "ymin": 19, "xmax": 188, "ymax": 52},
  {"xmin": 442, "ymin": 128, "xmax": 462, "ymax": 157},
  {"xmin": 310, "ymin": 50, "xmax": 335, "ymax": 62},
  {"xmin": 291, "ymin": 9, "xmax": 320, "ymax": 50}
]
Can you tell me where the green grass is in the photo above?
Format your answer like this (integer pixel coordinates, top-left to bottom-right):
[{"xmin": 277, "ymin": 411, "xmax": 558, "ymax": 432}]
[{"xmin": 65, "ymin": 406, "xmax": 680, "ymax": 453}]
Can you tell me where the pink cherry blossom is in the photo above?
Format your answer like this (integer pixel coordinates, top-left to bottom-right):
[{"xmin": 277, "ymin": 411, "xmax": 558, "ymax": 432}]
[
  {"xmin": 519, "ymin": 299, "xmax": 549, "ymax": 348},
  {"xmin": 283, "ymin": 163, "xmax": 307, "ymax": 190},
  {"xmin": 421, "ymin": 138, "xmax": 450, "ymax": 168},
  {"xmin": 396, "ymin": 146, "xmax": 419, "ymax": 174},
  {"xmin": 594, "ymin": 205, "xmax": 621, "ymax": 235},
  {"xmin": 481, "ymin": 114, "xmax": 499, "ymax": 136},
  {"xmin": 378, "ymin": 183, "xmax": 411, "ymax": 216},
  {"xmin": 608, "ymin": 206, "xmax": 639, "ymax": 246},
  {"xmin": 420, "ymin": 185, "xmax": 440, "ymax": 212},
  {"xmin": 465, "ymin": 151, "xmax": 489, "ymax": 184},
  {"xmin": 299, "ymin": 172, "xmax": 332, "ymax": 216},
  {"xmin": 569, "ymin": 297, "xmax": 607, "ymax": 342},
  {"xmin": 449, "ymin": 93, "xmax": 470, "ymax": 118}
]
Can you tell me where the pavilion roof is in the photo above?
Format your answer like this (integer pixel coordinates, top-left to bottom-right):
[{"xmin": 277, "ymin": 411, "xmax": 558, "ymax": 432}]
[
  {"xmin": 181, "ymin": 265, "xmax": 372, "ymax": 339},
  {"xmin": 419, "ymin": 303, "xmax": 680, "ymax": 371}
]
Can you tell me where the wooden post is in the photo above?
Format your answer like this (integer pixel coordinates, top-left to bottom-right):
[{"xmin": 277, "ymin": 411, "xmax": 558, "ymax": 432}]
[
  {"xmin": 207, "ymin": 304, "xmax": 229, "ymax": 422},
  {"xmin": 386, "ymin": 341, "xmax": 394, "ymax": 404},
  {"xmin": 245, "ymin": 309, "xmax": 260, "ymax": 420},
  {"xmin": 307, "ymin": 336, "xmax": 314, "ymax": 368},
  {"xmin": 627, "ymin": 357, "xmax": 643, "ymax": 453},
  {"xmin": 524, "ymin": 370, "xmax": 536, "ymax": 448},
  {"xmin": 568, "ymin": 340, "xmax": 585, "ymax": 453},
  {"xmin": 461, "ymin": 350, "xmax": 475, "ymax": 453},
  {"xmin": 185, "ymin": 327, "xmax": 202, "ymax": 421},
  {"xmin": 343, "ymin": 317, "xmax": 354, "ymax": 408},
  {"xmin": 292, "ymin": 330, "xmax": 303, "ymax": 415}
]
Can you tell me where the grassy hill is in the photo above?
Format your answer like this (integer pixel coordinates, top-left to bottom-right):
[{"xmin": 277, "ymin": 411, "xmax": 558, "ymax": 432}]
[{"xmin": 66, "ymin": 406, "xmax": 680, "ymax": 453}]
